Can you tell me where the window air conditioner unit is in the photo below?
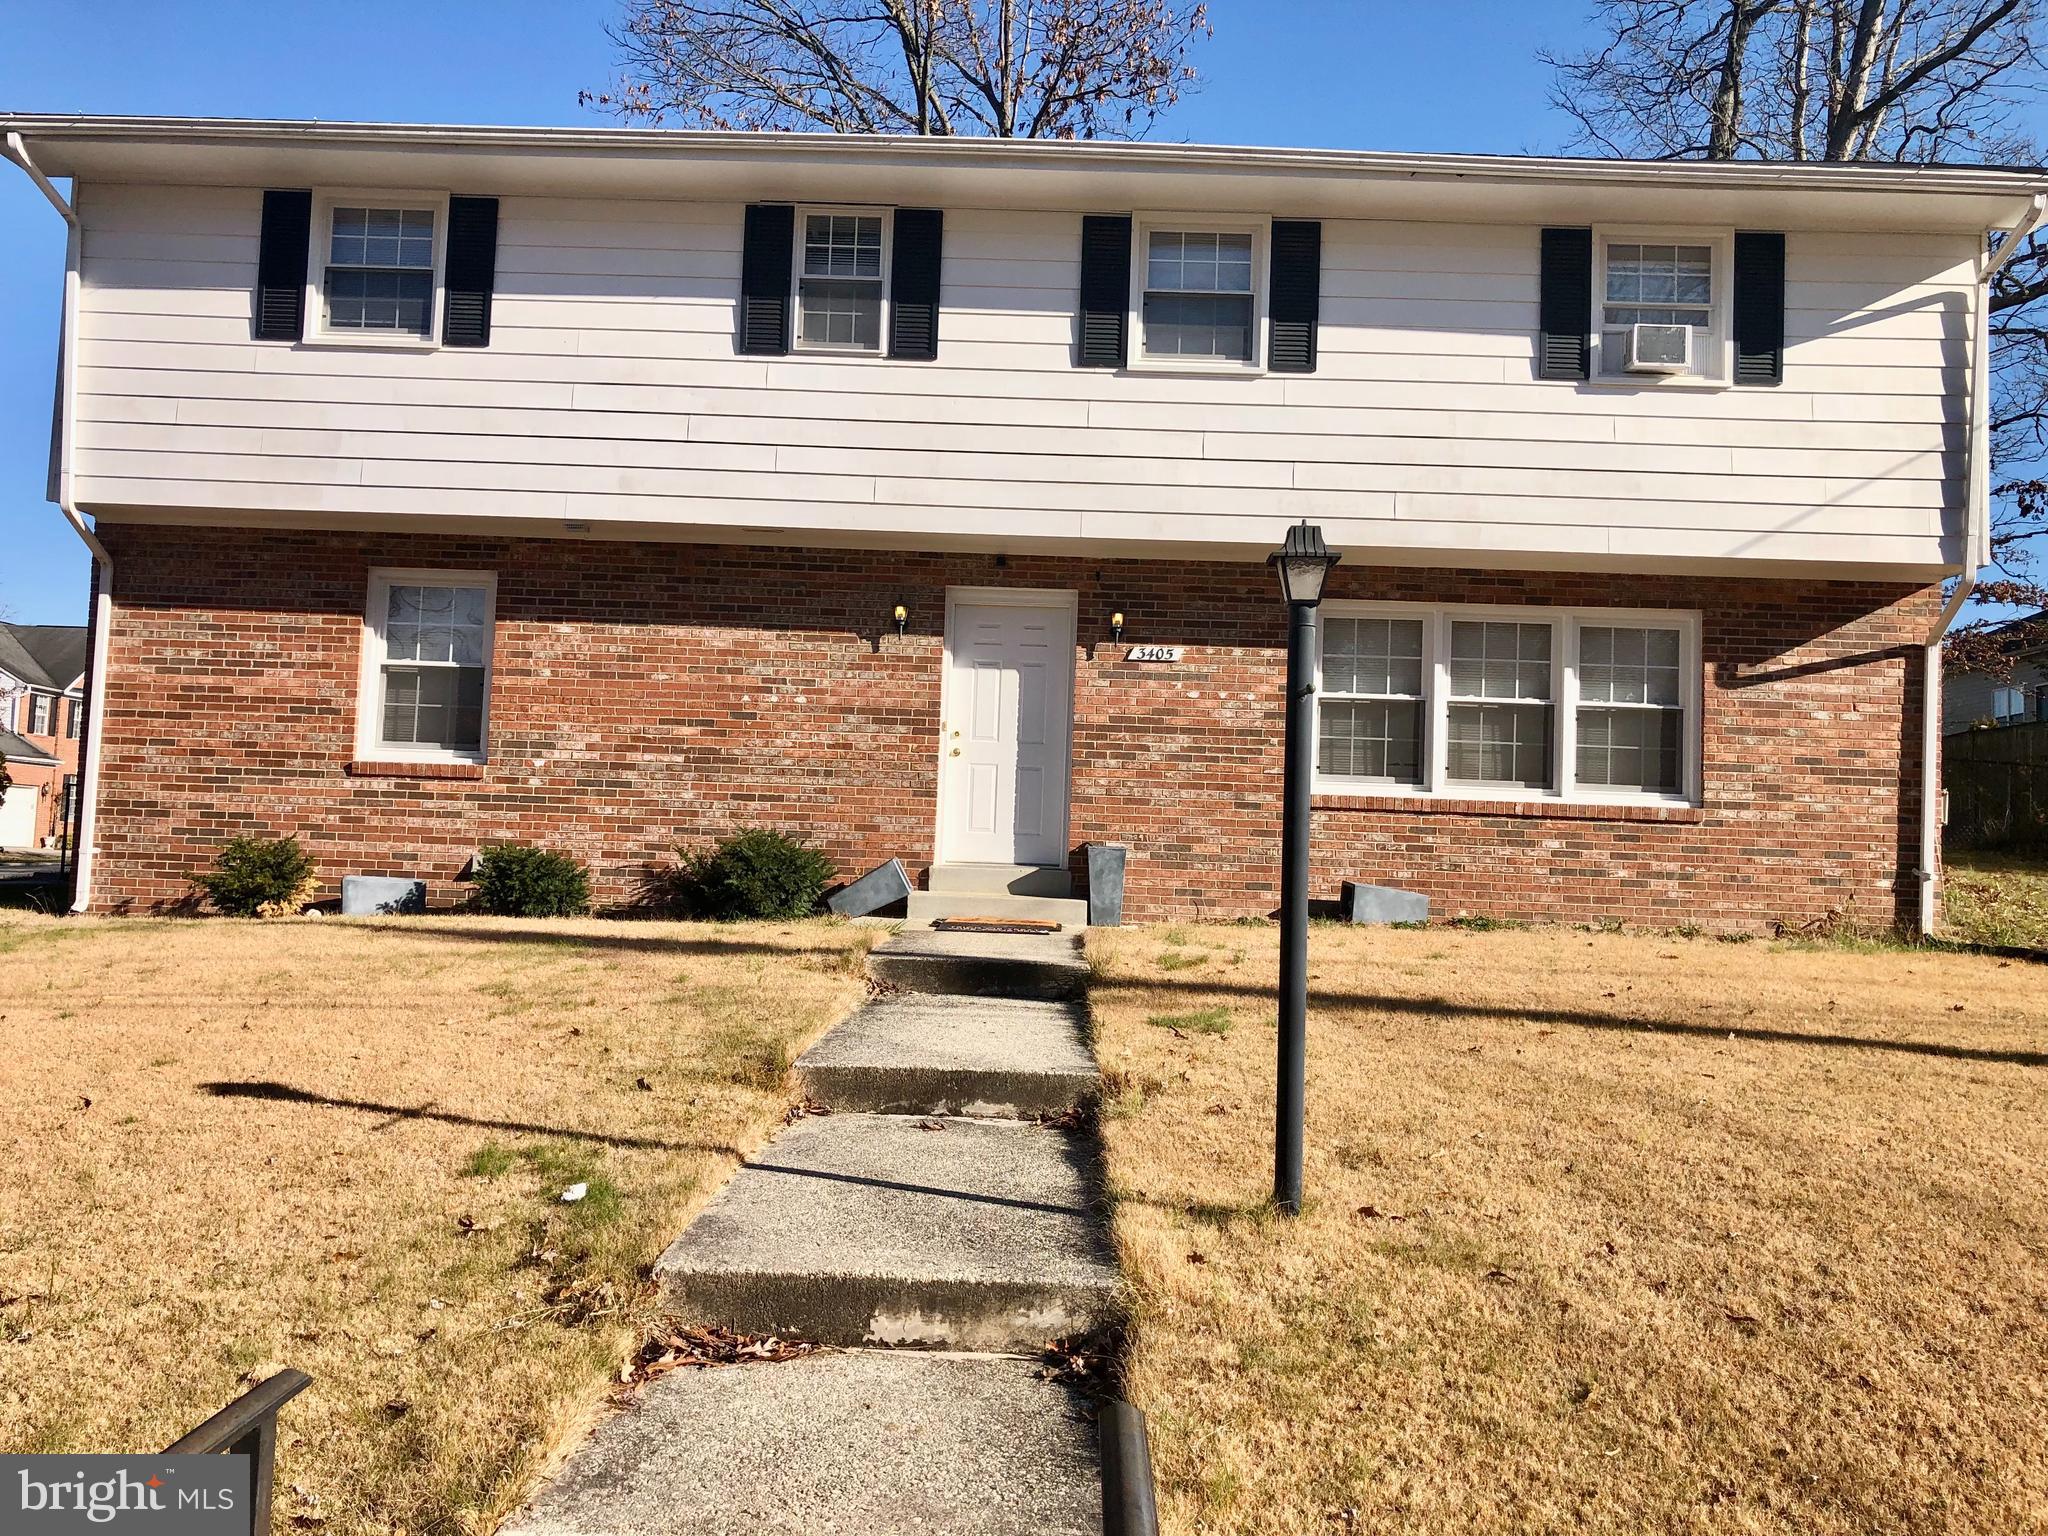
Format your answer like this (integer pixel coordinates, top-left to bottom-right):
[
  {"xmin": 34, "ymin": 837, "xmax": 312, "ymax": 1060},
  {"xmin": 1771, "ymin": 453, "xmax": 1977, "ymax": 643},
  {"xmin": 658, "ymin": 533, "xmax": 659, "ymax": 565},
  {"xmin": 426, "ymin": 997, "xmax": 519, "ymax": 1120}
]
[{"xmin": 1625, "ymin": 322, "xmax": 1692, "ymax": 374}]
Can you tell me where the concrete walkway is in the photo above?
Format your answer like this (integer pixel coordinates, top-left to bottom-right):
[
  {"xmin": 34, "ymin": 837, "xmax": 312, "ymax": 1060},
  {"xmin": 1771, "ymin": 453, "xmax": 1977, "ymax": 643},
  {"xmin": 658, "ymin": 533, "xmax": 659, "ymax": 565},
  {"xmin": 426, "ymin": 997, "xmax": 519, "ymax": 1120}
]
[{"xmin": 505, "ymin": 927, "xmax": 1112, "ymax": 1536}]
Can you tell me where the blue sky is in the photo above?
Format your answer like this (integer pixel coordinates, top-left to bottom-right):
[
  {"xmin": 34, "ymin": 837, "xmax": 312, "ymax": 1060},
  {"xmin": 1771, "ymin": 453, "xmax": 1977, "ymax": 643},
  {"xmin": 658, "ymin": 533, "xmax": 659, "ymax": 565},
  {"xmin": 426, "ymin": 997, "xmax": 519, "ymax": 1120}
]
[{"xmin": 0, "ymin": 2, "xmax": 1609, "ymax": 622}]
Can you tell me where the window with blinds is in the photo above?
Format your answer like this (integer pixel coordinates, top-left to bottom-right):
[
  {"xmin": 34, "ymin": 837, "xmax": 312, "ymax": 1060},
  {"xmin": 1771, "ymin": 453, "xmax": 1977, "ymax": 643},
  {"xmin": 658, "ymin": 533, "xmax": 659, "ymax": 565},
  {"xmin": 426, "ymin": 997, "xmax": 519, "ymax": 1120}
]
[{"xmin": 1315, "ymin": 604, "xmax": 1697, "ymax": 805}]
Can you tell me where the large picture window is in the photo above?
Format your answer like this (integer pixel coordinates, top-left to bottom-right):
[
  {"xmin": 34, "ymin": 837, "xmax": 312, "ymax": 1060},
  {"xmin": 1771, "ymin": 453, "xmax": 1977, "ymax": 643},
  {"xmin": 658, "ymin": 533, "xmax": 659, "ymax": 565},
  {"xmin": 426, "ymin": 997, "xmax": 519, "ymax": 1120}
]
[
  {"xmin": 1316, "ymin": 603, "xmax": 1699, "ymax": 805},
  {"xmin": 359, "ymin": 570, "xmax": 495, "ymax": 762}
]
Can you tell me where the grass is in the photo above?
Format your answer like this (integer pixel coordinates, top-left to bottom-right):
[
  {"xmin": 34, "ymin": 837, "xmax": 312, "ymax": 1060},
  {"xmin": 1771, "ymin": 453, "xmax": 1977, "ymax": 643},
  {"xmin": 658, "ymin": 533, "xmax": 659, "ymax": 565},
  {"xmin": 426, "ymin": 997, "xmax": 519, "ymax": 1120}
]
[
  {"xmin": 1944, "ymin": 849, "xmax": 2048, "ymax": 950},
  {"xmin": 1087, "ymin": 922, "xmax": 2048, "ymax": 1536},
  {"xmin": 0, "ymin": 910, "xmax": 870, "ymax": 1533}
]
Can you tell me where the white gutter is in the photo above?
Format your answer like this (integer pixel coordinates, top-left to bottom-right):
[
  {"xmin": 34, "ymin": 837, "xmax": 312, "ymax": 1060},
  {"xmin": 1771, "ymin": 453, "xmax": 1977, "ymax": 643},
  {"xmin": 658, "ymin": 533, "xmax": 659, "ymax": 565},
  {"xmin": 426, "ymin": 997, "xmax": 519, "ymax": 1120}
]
[
  {"xmin": 1, "ymin": 112, "xmax": 2043, "ymax": 201},
  {"xmin": 4, "ymin": 131, "xmax": 110, "ymax": 915},
  {"xmin": 1918, "ymin": 190, "xmax": 2046, "ymax": 936}
]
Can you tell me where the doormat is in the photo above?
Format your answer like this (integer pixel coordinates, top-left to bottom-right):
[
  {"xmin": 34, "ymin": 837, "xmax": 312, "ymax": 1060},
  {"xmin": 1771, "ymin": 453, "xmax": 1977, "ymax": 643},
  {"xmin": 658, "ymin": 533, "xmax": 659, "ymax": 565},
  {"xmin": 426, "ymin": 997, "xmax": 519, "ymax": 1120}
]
[{"xmin": 930, "ymin": 917, "xmax": 1064, "ymax": 935}]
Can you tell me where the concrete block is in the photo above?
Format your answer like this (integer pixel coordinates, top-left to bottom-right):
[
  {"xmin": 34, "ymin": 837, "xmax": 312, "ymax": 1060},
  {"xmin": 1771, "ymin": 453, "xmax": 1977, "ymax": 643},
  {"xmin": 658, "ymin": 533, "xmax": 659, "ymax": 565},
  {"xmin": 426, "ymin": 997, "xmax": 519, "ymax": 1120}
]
[
  {"xmin": 867, "ymin": 929, "xmax": 1089, "ymax": 1000},
  {"xmin": 341, "ymin": 875, "xmax": 426, "ymax": 916},
  {"xmin": 826, "ymin": 857, "xmax": 911, "ymax": 917},
  {"xmin": 797, "ymin": 996, "xmax": 1099, "ymax": 1117},
  {"xmin": 1085, "ymin": 843, "xmax": 1127, "ymax": 927},
  {"xmin": 1341, "ymin": 880, "xmax": 1429, "ymax": 925},
  {"xmin": 501, "ymin": 1350, "xmax": 1103, "ymax": 1536},
  {"xmin": 655, "ymin": 1112, "xmax": 1119, "ymax": 1350}
]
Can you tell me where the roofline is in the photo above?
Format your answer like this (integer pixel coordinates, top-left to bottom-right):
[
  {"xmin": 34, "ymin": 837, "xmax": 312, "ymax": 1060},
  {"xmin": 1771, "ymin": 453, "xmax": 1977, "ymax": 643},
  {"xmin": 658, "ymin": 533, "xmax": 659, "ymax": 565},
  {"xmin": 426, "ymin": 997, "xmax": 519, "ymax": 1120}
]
[{"xmin": 3, "ymin": 113, "xmax": 2044, "ymax": 202}]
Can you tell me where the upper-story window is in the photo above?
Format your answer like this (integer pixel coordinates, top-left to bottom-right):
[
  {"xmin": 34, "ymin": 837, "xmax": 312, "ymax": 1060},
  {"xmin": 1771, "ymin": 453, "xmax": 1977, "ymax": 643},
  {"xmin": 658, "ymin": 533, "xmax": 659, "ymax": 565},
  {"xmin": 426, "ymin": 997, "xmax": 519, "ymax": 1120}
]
[
  {"xmin": 358, "ymin": 570, "xmax": 495, "ymax": 763},
  {"xmin": 27, "ymin": 693, "xmax": 54, "ymax": 736},
  {"xmin": 1130, "ymin": 216, "xmax": 1268, "ymax": 372},
  {"xmin": 1317, "ymin": 602, "xmax": 1701, "ymax": 805},
  {"xmin": 62, "ymin": 697, "xmax": 79, "ymax": 739},
  {"xmin": 794, "ymin": 208, "xmax": 890, "ymax": 354},
  {"xmin": 310, "ymin": 192, "xmax": 449, "ymax": 345},
  {"xmin": 1594, "ymin": 231, "xmax": 1731, "ymax": 382}
]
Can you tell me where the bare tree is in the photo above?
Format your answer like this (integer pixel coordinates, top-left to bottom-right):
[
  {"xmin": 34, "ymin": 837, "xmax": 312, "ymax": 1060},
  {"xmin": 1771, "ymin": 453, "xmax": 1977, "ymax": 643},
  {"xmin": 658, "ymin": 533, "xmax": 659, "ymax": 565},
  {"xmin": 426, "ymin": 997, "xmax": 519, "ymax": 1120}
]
[
  {"xmin": 582, "ymin": 0, "xmax": 1210, "ymax": 139},
  {"xmin": 1544, "ymin": 0, "xmax": 2048, "ymax": 672}
]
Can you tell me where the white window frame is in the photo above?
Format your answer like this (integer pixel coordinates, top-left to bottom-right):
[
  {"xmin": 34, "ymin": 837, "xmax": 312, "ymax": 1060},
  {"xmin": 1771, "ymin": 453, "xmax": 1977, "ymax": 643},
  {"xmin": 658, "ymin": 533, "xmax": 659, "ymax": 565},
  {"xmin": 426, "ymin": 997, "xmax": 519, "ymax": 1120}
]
[
  {"xmin": 355, "ymin": 568, "xmax": 497, "ymax": 765},
  {"xmin": 1588, "ymin": 226, "xmax": 1734, "ymax": 388},
  {"xmin": 790, "ymin": 205, "xmax": 893, "ymax": 357},
  {"xmin": 305, "ymin": 188, "xmax": 451, "ymax": 350},
  {"xmin": 1127, "ymin": 212, "xmax": 1271, "ymax": 375},
  {"xmin": 26, "ymin": 691, "xmax": 53, "ymax": 736},
  {"xmin": 1315, "ymin": 601, "xmax": 1703, "ymax": 808}
]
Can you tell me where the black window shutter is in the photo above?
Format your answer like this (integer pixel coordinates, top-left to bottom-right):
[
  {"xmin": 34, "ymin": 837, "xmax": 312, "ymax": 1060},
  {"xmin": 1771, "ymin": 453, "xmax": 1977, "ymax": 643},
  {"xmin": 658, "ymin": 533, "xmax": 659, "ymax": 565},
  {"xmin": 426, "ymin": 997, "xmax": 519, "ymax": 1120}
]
[
  {"xmin": 443, "ymin": 196, "xmax": 500, "ymax": 348},
  {"xmin": 739, "ymin": 204, "xmax": 795, "ymax": 356},
  {"xmin": 1538, "ymin": 227, "xmax": 1593, "ymax": 381},
  {"xmin": 1078, "ymin": 214, "xmax": 1132, "ymax": 368},
  {"xmin": 889, "ymin": 208, "xmax": 943, "ymax": 361},
  {"xmin": 255, "ymin": 189, "xmax": 312, "ymax": 342},
  {"xmin": 1268, "ymin": 219, "xmax": 1322, "ymax": 374},
  {"xmin": 1733, "ymin": 231, "xmax": 1786, "ymax": 386}
]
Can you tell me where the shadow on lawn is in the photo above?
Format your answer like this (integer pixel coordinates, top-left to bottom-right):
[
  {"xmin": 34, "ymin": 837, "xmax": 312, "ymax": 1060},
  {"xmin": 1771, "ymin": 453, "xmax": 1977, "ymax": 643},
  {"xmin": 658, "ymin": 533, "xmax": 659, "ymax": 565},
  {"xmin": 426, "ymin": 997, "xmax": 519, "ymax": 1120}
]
[
  {"xmin": 348, "ymin": 921, "xmax": 855, "ymax": 962},
  {"xmin": 201, "ymin": 1080, "xmax": 742, "ymax": 1156},
  {"xmin": 1103, "ymin": 979, "xmax": 2048, "ymax": 1068}
]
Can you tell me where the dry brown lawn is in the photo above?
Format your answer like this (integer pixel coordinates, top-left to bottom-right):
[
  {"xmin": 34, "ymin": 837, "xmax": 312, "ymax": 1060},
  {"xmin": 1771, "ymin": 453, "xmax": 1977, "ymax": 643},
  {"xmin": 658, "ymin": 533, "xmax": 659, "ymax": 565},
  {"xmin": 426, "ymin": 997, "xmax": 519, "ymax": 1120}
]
[
  {"xmin": 0, "ymin": 912, "xmax": 871, "ymax": 1533},
  {"xmin": 1090, "ymin": 922, "xmax": 2048, "ymax": 1536}
]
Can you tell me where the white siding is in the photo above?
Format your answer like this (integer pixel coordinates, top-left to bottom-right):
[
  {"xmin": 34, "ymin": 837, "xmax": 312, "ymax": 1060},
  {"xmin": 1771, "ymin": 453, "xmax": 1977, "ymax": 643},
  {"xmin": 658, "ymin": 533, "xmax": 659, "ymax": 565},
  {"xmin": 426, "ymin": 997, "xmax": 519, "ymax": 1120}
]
[{"xmin": 71, "ymin": 183, "xmax": 1976, "ymax": 570}]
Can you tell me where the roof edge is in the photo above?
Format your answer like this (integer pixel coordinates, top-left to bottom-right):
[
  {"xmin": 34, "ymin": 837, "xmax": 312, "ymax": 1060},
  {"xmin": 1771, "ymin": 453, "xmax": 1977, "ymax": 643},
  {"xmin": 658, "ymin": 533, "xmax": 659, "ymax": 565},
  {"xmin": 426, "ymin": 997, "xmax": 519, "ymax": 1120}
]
[{"xmin": 3, "ymin": 113, "xmax": 2044, "ymax": 201}]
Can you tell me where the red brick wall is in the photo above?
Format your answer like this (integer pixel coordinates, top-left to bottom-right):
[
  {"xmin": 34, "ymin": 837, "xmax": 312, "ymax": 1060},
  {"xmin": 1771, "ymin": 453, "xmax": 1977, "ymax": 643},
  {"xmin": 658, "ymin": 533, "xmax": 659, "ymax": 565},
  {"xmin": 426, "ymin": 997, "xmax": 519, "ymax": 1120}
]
[{"xmin": 91, "ymin": 524, "xmax": 1935, "ymax": 930}]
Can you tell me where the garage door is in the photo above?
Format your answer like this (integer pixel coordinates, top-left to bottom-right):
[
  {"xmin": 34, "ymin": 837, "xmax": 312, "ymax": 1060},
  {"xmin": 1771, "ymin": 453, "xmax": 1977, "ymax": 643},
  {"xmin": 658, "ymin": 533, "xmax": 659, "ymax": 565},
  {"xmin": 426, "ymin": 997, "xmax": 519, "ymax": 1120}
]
[{"xmin": 0, "ymin": 783, "xmax": 38, "ymax": 849}]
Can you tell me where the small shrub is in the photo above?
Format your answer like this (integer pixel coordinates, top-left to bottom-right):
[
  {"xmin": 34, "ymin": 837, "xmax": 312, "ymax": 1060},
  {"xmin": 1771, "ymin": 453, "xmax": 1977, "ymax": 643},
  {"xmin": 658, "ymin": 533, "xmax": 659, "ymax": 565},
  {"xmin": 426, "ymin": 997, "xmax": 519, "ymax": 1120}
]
[
  {"xmin": 192, "ymin": 836, "xmax": 318, "ymax": 918},
  {"xmin": 471, "ymin": 844, "xmax": 590, "ymax": 918},
  {"xmin": 670, "ymin": 828, "xmax": 834, "ymax": 920}
]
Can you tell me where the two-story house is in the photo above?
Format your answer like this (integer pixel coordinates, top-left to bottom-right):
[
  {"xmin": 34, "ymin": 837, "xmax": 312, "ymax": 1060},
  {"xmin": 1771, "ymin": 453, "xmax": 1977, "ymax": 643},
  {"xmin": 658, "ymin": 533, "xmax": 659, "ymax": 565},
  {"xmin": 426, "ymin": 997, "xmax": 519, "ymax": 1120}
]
[
  {"xmin": 1945, "ymin": 610, "xmax": 2048, "ymax": 732},
  {"xmin": 3, "ymin": 115, "xmax": 2040, "ymax": 929},
  {"xmin": 0, "ymin": 621, "xmax": 86, "ymax": 851}
]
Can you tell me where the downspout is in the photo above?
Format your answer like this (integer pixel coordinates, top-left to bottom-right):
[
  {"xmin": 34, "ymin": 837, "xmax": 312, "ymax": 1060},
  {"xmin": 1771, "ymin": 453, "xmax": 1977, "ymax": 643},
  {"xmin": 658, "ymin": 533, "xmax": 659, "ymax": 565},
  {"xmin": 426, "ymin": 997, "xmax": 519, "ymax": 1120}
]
[
  {"xmin": 1918, "ymin": 190, "xmax": 2047, "ymax": 936},
  {"xmin": 3, "ymin": 132, "xmax": 111, "ymax": 914}
]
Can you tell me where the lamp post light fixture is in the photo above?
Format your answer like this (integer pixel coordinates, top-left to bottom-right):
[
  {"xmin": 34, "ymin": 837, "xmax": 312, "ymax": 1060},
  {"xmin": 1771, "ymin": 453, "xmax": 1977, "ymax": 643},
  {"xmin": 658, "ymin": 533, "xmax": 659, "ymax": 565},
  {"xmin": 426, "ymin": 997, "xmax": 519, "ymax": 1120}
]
[
  {"xmin": 1266, "ymin": 521, "xmax": 1340, "ymax": 1216},
  {"xmin": 892, "ymin": 603, "xmax": 909, "ymax": 638}
]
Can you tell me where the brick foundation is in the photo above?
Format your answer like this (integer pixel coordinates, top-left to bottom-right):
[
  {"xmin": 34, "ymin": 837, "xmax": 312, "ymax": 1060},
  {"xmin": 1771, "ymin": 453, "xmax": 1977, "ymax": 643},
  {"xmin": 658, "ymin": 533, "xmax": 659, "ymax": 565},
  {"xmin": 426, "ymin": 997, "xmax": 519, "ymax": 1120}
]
[{"xmin": 90, "ymin": 524, "xmax": 1935, "ymax": 930}]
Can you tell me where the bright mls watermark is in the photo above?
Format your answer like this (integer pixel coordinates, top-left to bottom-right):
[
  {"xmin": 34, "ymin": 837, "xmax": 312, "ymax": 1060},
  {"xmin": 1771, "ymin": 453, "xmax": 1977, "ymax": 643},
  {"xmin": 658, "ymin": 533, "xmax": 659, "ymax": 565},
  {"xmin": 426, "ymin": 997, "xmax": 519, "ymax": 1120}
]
[{"xmin": 2, "ymin": 1458, "xmax": 250, "ymax": 1536}]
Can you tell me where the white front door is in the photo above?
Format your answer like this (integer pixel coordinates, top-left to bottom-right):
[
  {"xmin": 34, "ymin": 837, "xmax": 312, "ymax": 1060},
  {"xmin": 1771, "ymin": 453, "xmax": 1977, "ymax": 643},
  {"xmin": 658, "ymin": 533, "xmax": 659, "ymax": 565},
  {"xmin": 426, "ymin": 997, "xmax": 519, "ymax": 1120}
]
[{"xmin": 939, "ymin": 594, "xmax": 1075, "ymax": 867}]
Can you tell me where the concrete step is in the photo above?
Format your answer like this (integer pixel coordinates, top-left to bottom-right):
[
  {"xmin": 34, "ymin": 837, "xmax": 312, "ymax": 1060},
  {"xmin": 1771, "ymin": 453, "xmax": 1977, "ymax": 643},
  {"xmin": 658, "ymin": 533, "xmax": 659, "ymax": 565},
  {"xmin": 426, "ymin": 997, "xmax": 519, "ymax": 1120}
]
[
  {"xmin": 797, "ymin": 995, "xmax": 1100, "ymax": 1118},
  {"xmin": 904, "ymin": 890, "xmax": 1090, "ymax": 931},
  {"xmin": 501, "ymin": 1350, "xmax": 1104, "ymax": 1536},
  {"xmin": 655, "ymin": 1112, "xmax": 1119, "ymax": 1351},
  {"xmin": 927, "ymin": 863, "xmax": 1074, "ymax": 899},
  {"xmin": 868, "ymin": 928, "xmax": 1090, "ymax": 1001}
]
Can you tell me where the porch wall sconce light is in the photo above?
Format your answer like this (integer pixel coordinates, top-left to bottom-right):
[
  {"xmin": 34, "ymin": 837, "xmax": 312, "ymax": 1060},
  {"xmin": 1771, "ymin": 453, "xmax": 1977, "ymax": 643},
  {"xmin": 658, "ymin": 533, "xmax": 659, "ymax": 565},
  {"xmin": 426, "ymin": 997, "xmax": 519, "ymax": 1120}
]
[
  {"xmin": 892, "ymin": 603, "xmax": 909, "ymax": 638},
  {"xmin": 1110, "ymin": 611, "xmax": 1126, "ymax": 642}
]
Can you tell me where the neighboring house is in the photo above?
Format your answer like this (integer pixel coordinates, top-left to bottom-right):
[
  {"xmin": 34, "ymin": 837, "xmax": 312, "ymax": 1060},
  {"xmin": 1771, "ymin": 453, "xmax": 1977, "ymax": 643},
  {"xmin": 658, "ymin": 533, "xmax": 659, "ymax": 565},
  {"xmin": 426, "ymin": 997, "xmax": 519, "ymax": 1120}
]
[
  {"xmin": 2, "ymin": 116, "xmax": 2041, "ymax": 929},
  {"xmin": 1944, "ymin": 611, "xmax": 2048, "ymax": 733},
  {"xmin": 0, "ymin": 621, "xmax": 87, "ymax": 851}
]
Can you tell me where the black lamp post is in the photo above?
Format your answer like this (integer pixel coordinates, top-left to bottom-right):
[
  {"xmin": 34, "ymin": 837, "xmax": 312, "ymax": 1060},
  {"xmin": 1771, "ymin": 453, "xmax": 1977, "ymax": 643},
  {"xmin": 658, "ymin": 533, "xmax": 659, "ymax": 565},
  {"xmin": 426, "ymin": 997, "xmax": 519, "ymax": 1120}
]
[{"xmin": 1267, "ymin": 521, "xmax": 1341, "ymax": 1216}]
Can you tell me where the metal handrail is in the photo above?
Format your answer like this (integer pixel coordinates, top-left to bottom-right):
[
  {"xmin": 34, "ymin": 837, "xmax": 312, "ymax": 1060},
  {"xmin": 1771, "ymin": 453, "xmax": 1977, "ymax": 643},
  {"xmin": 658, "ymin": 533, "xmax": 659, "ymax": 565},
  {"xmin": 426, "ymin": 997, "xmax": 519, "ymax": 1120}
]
[
  {"xmin": 1098, "ymin": 1397, "xmax": 1161, "ymax": 1536},
  {"xmin": 164, "ymin": 1369, "xmax": 312, "ymax": 1536}
]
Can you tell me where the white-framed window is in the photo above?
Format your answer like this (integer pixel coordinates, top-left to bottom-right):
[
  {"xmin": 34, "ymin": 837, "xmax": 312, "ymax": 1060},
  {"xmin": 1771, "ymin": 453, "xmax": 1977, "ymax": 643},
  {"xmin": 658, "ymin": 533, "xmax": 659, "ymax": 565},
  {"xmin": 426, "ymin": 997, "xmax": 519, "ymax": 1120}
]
[
  {"xmin": 357, "ymin": 570, "xmax": 495, "ymax": 763},
  {"xmin": 1129, "ymin": 214, "xmax": 1269, "ymax": 372},
  {"xmin": 27, "ymin": 692, "xmax": 53, "ymax": 736},
  {"xmin": 308, "ymin": 190, "xmax": 450, "ymax": 346},
  {"xmin": 1316, "ymin": 602, "xmax": 1702, "ymax": 806},
  {"xmin": 1592, "ymin": 229, "xmax": 1732, "ymax": 383},
  {"xmin": 62, "ymin": 697, "xmax": 79, "ymax": 740},
  {"xmin": 793, "ymin": 207, "xmax": 891, "ymax": 354},
  {"xmin": 1992, "ymin": 684, "xmax": 2030, "ymax": 724}
]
